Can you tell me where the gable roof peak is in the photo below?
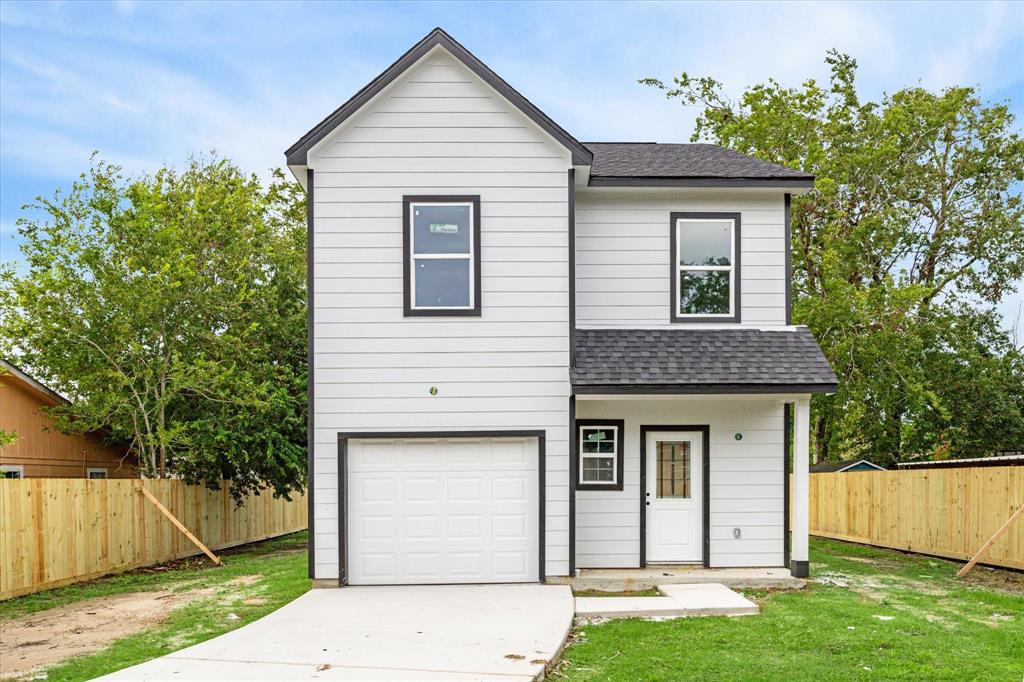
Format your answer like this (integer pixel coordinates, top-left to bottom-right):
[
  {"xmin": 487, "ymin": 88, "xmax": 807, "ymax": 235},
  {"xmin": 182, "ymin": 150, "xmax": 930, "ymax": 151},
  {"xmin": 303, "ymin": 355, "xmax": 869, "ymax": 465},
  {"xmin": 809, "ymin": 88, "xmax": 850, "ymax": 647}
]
[{"xmin": 285, "ymin": 27, "xmax": 593, "ymax": 167}]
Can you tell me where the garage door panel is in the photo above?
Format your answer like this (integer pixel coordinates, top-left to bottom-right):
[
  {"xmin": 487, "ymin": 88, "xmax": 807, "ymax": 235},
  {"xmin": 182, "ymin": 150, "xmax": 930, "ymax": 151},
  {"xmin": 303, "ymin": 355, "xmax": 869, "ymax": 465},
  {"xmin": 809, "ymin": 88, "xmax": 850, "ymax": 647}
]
[
  {"xmin": 353, "ymin": 441, "xmax": 400, "ymax": 471},
  {"xmin": 355, "ymin": 477, "xmax": 396, "ymax": 503},
  {"xmin": 450, "ymin": 552, "xmax": 485, "ymax": 578},
  {"xmin": 359, "ymin": 553, "xmax": 396, "ymax": 581},
  {"xmin": 404, "ymin": 477, "xmax": 441, "ymax": 502},
  {"xmin": 448, "ymin": 476, "xmax": 485, "ymax": 502},
  {"xmin": 347, "ymin": 437, "xmax": 539, "ymax": 585},
  {"xmin": 405, "ymin": 515, "xmax": 441, "ymax": 538},
  {"xmin": 403, "ymin": 440, "xmax": 443, "ymax": 468},
  {"xmin": 449, "ymin": 514, "xmax": 483, "ymax": 539},
  {"xmin": 493, "ymin": 513, "xmax": 529, "ymax": 540},
  {"xmin": 406, "ymin": 553, "xmax": 441, "ymax": 579},
  {"xmin": 493, "ymin": 476, "xmax": 528, "ymax": 502},
  {"xmin": 359, "ymin": 515, "xmax": 396, "ymax": 541},
  {"xmin": 494, "ymin": 551, "xmax": 528, "ymax": 577}
]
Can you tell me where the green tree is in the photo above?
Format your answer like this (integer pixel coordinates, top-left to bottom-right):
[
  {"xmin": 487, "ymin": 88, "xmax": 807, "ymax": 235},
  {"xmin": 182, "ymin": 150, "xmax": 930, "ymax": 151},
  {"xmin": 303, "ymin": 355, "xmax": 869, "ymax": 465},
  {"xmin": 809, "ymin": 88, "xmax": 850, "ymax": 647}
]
[
  {"xmin": 0, "ymin": 157, "xmax": 307, "ymax": 499},
  {"xmin": 644, "ymin": 52, "xmax": 1024, "ymax": 464}
]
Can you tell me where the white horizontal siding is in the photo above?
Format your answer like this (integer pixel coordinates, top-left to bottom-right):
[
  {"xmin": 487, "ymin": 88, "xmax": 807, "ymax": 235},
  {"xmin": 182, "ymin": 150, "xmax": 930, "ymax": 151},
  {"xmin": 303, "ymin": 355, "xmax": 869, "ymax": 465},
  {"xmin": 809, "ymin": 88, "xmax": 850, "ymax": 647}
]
[
  {"xmin": 575, "ymin": 398, "xmax": 786, "ymax": 569},
  {"xmin": 310, "ymin": 47, "xmax": 572, "ymax": 581},
  {"xmin": 575, "ymin": 191, "xmax": 788, "ymax": 327}
]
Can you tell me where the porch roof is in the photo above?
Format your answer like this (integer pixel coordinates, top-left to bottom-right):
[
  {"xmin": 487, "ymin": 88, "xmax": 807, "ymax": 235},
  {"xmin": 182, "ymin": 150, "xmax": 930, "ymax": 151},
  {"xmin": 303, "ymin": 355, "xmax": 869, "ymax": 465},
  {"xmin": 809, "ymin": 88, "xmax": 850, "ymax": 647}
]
[{"xmin": 571, "ymin": 327, "xmax": 837, "ymax": 394}]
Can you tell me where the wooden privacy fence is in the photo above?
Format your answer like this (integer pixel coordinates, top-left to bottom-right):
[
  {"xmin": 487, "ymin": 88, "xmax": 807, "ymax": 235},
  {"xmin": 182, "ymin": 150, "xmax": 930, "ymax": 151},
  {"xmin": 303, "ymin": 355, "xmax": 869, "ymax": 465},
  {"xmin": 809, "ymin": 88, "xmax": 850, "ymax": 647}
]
[
  {"xmin": 805, "ymin": 467, "xmax": 1024, "ymax": 571},
  {"xmin": 0, "ymin": 479, "xmax": 307, "ymax": 600}
]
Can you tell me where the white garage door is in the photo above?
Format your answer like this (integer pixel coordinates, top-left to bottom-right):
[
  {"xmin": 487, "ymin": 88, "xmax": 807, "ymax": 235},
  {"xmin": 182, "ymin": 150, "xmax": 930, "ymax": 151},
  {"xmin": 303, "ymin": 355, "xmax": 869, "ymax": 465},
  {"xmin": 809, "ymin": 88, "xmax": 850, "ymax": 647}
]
[{"xmin": 347, "ymin": 436, "xmax": 540, "ymax": 585}]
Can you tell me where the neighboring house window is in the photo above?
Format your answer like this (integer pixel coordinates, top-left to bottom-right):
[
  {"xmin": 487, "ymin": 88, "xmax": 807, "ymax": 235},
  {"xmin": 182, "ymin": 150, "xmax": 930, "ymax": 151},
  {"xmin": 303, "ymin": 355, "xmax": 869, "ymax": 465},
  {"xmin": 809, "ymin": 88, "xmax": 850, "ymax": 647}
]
[
  {"xmin": 403, "ymin": 195, "xmax": 481, "ymax": 316},
  {"xmin": 86, "ymin": 467, "xmax": 108, "ymax": 479},
  {"xmin": 575, "ymin": 419, "xmax": 625, "ymax": 491},
  {"xmin": 1, "ymin": 464, "xmax": 24, "ymax": 479},
  {"xmin": 670, "ymin": 212, "xmax": 741, "ymax": 323}
]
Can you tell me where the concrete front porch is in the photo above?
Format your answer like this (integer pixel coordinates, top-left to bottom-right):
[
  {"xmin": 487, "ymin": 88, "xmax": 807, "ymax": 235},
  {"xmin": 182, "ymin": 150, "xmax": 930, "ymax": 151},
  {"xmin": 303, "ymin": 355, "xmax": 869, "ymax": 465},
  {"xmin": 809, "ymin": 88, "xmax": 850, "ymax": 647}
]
[
  {"xmin": 549, "ymin": 566, "xmax": 805, "ymax": 592},
  {"xmin": 575, "ymin": 583, "xmax": 761, "ymax": 620}
]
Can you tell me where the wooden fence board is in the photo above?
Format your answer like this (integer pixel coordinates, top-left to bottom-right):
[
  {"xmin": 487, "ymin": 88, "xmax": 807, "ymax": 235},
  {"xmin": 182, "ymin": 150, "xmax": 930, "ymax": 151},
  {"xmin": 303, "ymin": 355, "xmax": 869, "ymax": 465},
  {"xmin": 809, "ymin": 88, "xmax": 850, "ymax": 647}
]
[
  {"xmin": 0, "ymin": 479, "xmax": 307, "ymax": 600},
  {"xmin": 798, "ymin": 467, "xmax": 1024, "ymax": 571}
]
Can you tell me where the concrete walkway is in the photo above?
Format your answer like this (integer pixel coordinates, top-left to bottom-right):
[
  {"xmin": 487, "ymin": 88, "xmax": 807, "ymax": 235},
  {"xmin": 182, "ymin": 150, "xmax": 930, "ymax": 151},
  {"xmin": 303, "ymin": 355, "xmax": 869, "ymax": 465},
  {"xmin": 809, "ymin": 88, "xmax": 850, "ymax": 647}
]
[{"xmin": 99, "ymin": 584, "xmax": 573, "ymax": 681}]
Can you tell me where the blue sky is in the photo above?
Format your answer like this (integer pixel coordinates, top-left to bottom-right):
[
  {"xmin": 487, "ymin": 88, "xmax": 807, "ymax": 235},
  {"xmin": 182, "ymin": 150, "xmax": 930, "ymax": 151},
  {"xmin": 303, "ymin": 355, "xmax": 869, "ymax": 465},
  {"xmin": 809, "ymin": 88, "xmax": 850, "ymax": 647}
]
[{"xmin": 1, "ymin": 0, "xmax": 1022, "ymax": 334}]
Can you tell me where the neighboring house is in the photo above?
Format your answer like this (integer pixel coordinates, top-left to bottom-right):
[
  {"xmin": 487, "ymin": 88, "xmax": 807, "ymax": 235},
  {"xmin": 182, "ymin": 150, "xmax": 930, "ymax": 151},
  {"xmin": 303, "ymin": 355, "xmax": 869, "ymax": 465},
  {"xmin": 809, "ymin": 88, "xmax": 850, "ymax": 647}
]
[
  {"xmin": 0, "ymin": 361, "xmax": 135, "ymax": 479},
  {"xmin": 809, "ymin": 459, "xmax": 886, "ymax": 473},
  {"xmin": 896, "ymin": 454, "xmax": 1024, "ymax": 470},
  {"xmin": 286, "ymin": 28, "xmax": 836, "ymax": 586}
]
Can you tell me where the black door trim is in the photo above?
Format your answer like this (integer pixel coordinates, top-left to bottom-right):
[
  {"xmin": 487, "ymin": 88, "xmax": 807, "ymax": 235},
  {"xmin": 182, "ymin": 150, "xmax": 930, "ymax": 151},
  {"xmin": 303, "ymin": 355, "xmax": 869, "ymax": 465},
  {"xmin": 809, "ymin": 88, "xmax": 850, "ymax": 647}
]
[
  {"xmin": 639, "ymin": 425, "xmax": 711, "ymax": 568},
  {"xmin": 337, "ymin": 429, "xmax": 546, "ymax": 585}
]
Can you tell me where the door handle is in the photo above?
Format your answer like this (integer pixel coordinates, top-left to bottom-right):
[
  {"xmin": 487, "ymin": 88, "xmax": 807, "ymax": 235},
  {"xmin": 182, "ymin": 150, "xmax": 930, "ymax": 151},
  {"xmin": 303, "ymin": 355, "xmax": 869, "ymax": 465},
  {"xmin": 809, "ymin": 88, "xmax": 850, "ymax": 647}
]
[{"xmin": 645, "ymin": 501, "xmax": 651, "ymax": 506}]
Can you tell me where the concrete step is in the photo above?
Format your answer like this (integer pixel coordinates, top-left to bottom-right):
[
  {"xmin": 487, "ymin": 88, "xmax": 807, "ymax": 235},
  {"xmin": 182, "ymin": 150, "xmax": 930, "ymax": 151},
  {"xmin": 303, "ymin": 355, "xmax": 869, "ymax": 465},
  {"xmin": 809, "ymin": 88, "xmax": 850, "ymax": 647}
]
[
  {"xmin": 575, "ymin": 596, "xmax": 691, "ymax": 619},
  {"xmin": 657, "ymin": 583, "xmax": 759, "ymax": 617},
  {"xmin": 574, "ymin": 583, "xmax": 759, "ymax": 620}
]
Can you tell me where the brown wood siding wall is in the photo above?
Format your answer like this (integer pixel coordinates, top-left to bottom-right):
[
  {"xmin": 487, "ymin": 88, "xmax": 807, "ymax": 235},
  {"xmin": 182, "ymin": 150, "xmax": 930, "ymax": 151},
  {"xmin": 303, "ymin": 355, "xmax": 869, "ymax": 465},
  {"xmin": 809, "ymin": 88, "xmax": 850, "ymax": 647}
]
[{"xmin": 0, "ymin": 379, "xmax": 135, "ymax": 478}]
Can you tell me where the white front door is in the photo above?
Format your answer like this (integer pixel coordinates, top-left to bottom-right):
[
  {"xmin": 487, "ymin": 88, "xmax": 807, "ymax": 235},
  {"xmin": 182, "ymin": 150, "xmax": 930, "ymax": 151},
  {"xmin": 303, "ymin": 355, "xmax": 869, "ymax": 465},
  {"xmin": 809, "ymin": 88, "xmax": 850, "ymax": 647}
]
[
  {"xmin": 347, "ymin": 436, "xmax": 539, "ymax": 585},
  {"xmin": 645, "ymin": 431, "xmax": 703, "ymax": 563}
]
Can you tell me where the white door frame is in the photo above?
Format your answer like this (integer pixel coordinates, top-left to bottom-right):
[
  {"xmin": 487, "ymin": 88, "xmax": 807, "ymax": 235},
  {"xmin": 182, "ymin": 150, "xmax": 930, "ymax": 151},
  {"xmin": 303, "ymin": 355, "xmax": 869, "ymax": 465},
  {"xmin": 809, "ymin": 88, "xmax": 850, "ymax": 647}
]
[
  {"xmin": 640, "ymin": 425, "xmax": 709, "ymax": 567},
  {"xmin": 338, "ymin": 430, "xmax": 546, "ymax": 586}
]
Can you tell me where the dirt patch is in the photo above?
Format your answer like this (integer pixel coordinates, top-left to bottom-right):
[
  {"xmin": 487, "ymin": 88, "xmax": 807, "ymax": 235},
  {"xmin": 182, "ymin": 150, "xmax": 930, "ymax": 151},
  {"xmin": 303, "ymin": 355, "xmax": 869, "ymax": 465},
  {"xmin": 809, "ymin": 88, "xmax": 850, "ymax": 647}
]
[
  {"xmin": 958, "ymin": 566, "xmax": 1024, "ymax": 595},
  {"xmin": 843, "ymin": 556, "xmax": 904, "ymax": 570},
  {"xmin": 0, "ymin": 588, "xmax": 216, "ymax": 680},
  {"xmin": 227, "ymin": 575, "xmax": 262, "ymax": 587}
]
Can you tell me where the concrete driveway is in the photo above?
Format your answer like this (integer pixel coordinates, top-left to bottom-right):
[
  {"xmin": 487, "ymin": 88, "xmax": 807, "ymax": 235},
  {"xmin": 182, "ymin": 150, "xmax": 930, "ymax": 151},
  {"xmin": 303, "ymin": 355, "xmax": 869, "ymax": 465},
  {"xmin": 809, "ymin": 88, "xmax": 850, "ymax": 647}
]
[{"xmin": 99, "ymin": 584, "xmax": 573, "ymax": 681}]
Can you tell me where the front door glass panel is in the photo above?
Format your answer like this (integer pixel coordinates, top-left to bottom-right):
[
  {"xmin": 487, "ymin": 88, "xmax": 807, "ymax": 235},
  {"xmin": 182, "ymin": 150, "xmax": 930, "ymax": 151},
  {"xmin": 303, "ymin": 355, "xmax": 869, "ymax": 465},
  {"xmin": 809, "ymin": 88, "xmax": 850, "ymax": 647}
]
[{"xmin": 656, "ymin": 441, "xmax": 691, "ymax": 498}]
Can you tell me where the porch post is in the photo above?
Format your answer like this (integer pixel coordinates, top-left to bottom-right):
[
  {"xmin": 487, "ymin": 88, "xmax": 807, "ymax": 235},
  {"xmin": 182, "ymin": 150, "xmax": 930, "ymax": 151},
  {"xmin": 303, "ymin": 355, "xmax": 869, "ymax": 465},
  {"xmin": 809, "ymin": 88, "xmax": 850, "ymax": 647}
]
[{"xmin": 790, "ymin": 397, "xmax": 810, "ymax": 577}]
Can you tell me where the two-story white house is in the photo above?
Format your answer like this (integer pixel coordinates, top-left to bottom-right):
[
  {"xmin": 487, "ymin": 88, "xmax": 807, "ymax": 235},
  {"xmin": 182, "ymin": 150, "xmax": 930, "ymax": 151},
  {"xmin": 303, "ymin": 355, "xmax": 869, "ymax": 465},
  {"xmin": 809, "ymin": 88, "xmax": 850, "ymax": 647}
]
[{"xmin": 287, "ymin": 28, "xmax": 836, "ymax": 587}]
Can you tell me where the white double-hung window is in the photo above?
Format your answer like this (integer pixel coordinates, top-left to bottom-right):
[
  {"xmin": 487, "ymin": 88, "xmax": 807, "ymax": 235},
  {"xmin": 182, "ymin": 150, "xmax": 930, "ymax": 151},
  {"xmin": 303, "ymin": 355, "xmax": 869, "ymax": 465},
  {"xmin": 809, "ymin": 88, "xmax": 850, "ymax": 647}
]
[
  {"xmin": 576, "ymin": 420, "xmax": 625, "ymax": 491},
  {"xmin": 404, "ymin": 196, "xmax": 481, "ymax": 316},
  {"xmin": 670, "ymin": 212, "xmax": 741, "ymax": 323}
]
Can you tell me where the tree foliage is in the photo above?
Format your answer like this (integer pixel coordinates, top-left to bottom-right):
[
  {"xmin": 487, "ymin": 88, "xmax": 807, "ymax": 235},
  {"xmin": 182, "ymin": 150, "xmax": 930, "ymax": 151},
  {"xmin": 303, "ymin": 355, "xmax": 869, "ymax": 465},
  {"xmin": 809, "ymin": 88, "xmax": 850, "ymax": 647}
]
[
  {"xmin": 644, "ymin": 52, "xmax": 1024, "ymax": 464},
  {"xmin": 0, "ymin": 157, "xmax": 307, "ymax": 499}
]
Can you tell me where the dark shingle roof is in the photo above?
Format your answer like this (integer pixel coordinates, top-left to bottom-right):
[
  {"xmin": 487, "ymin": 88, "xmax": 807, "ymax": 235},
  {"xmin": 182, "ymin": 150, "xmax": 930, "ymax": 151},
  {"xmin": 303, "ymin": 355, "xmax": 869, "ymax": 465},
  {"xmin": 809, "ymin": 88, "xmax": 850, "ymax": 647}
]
[
  {"xmin": 572, "ymin": 328, "xmax": 837, "ymax": 393},
  {"xmin": 584, "ymin": 142, "xmax": 814, "ymax": 185}
]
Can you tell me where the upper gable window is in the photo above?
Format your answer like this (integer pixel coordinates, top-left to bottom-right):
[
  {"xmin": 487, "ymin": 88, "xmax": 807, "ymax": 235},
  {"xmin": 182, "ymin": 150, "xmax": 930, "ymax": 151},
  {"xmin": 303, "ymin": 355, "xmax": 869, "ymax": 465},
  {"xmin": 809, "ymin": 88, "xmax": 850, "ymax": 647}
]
[
  {"xmin": 403, "ymin": 196, "xmax": 481, "ymax": 316},
  {"xmin": 670, "ymin": 212, "xmax": 741, "ymax": 323}
]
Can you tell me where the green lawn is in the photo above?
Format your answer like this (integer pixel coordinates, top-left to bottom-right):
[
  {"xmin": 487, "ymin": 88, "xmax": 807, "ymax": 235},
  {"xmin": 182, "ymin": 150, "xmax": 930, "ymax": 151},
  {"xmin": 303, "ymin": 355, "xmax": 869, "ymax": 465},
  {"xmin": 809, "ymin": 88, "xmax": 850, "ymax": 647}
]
[
  {"xmin": 1, "ymin": 531, "xmax": 310, "ymax": 681},
  {"xmin": 4, "ymin": 534, "xmax": 1021, "ymax": 681},
  {"xmin": 558, "ymin": 538, "xmax": 1024, "ymax": 681}
]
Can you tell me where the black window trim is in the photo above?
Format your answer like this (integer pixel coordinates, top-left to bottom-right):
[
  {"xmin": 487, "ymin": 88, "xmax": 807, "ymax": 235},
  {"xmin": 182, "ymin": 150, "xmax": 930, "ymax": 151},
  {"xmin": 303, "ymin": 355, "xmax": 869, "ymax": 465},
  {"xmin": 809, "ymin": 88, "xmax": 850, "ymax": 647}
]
[
  {"xmin": 669, "ymin": 211, "xmax": 742, "ymax": 324},
  {"xmin": 574, "ymin": 418, "xmax": 625, "ymax": 491},
  {"xmin": 403, "ymin": 195, "xmax": 482, "ymax": 317}
]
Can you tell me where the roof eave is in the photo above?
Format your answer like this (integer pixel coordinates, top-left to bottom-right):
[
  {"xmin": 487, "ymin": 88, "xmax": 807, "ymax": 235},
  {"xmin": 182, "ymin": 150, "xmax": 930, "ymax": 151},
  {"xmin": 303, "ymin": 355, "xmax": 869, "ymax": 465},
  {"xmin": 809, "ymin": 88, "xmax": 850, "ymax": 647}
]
[
  {"xmin": 284, "ymin": 28, "xmax": 593, "ymax": 167},
  {"xmin": 571, "ymin": 382, "xmax": 838, "ymax": 395},
  {"xmin": 0, "ymin": 360, "xmax": 71, "ymax": 405},
  {"xmin": 588, "ymin": 176, "xmax": 815, "ymax": 189}
]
